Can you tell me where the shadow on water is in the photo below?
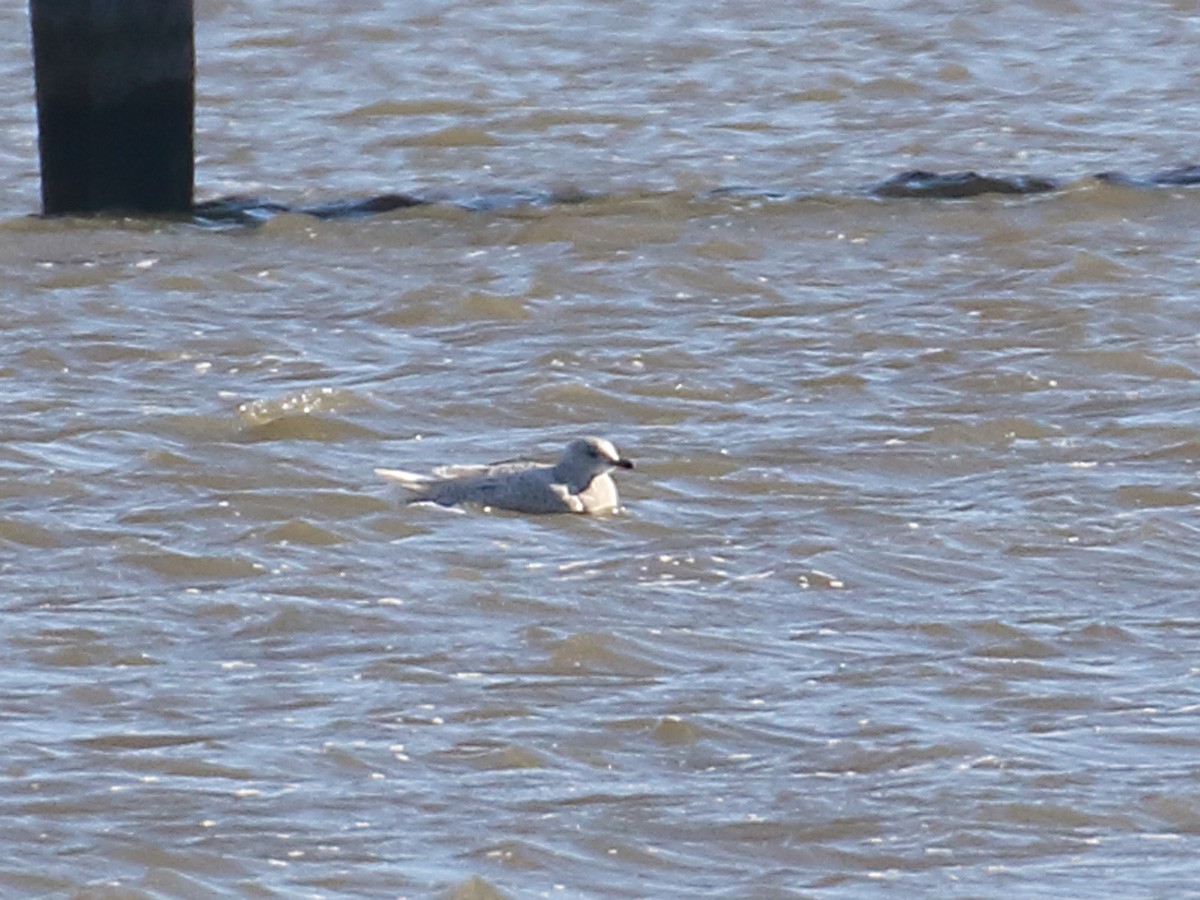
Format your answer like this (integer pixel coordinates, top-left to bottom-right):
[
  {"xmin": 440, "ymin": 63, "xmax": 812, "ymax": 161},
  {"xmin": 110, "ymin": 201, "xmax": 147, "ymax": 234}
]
[{"xmin": 187, "ymin": 164, "xmax": 1200, "ymax": 227}]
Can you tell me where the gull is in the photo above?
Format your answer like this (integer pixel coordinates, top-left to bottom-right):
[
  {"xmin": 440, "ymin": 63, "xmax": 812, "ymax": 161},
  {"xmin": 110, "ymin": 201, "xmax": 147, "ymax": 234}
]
[{"xmin": 375, "ymin": 436, "xmax": 635, "ymax": 514}]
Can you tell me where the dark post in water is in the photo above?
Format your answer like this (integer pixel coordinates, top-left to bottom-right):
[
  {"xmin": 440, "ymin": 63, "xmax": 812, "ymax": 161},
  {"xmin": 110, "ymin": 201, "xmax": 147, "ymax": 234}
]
[{"xmin": 30, "ymin": 0, "xmax": 194, "ymax": 215}]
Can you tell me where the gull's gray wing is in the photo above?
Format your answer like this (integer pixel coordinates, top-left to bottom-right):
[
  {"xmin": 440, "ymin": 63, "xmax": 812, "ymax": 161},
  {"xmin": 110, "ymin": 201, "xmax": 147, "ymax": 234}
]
[
  {"xmin": 414, "ymin": 465, "xmax": 578, "ymax": 513},
  {"xmin": 430, "ymin": 458, "xmax": 543, "ymax": 480}
]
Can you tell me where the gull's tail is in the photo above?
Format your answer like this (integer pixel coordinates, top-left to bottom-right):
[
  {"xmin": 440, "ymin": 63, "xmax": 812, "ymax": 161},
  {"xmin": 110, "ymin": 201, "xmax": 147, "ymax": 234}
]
[{"xmin": 374, "ymin": 468, "xmax": 433, "ymax": 494}]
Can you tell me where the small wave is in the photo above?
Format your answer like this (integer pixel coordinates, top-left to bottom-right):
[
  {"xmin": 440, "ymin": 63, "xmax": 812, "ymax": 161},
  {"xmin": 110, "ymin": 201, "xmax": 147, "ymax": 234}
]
[{"xmin": 190, "ymin": 164, "xmax": 1200, "ymax": 226}]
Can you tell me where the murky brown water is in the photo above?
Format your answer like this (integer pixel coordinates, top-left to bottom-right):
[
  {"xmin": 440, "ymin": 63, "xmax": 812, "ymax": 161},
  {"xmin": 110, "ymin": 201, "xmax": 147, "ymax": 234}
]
[{"xmin": 3, "ymin": 1, "xmax": 1200, "ymax": 897}]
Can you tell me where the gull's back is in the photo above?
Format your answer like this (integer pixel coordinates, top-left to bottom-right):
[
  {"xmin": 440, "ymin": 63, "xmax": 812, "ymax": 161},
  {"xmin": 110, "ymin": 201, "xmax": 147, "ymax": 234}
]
[{"xmin": 391, "ymin": 460, "xmax": 581, "ymax": 513}]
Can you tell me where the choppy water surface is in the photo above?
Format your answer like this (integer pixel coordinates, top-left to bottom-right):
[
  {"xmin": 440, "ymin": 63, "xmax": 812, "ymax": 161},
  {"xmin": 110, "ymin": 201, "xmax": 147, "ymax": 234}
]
[{"xmin": 3, "ymin": 1, "xmax": 1200, "ymax": 897}]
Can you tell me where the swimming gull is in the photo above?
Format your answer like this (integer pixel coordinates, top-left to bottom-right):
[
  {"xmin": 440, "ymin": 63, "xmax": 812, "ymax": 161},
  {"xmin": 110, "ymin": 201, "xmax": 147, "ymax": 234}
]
[{"xmin": 375, "ymin": 436, "xmax": 635, "ymax": 514}]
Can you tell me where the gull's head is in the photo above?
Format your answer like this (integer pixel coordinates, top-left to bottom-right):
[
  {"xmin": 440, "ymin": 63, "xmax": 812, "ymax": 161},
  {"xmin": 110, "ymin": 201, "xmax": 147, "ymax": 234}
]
[{"xmin": 559, "ymin": 436, "xmax": 634, "ymax": 482}]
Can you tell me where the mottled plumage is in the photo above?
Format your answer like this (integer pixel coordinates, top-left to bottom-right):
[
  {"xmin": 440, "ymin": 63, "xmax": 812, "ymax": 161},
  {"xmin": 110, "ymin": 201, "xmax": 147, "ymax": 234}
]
[{"xmin": 376, "ymin": 437, "xmax": 634, "ymax": 514}]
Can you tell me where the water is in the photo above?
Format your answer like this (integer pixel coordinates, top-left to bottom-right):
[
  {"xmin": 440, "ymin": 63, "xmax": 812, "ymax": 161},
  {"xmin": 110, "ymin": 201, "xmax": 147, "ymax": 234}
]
[{"xmin": 3, "ymin": 1, "xmax": 1200, "ymax": 897}]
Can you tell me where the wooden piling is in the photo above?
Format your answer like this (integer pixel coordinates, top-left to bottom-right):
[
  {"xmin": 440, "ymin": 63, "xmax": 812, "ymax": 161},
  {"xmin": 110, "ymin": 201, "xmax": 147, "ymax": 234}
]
[{"xmin": 30, "ymin": 0, "xmax": 194, "ymax": 215}]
